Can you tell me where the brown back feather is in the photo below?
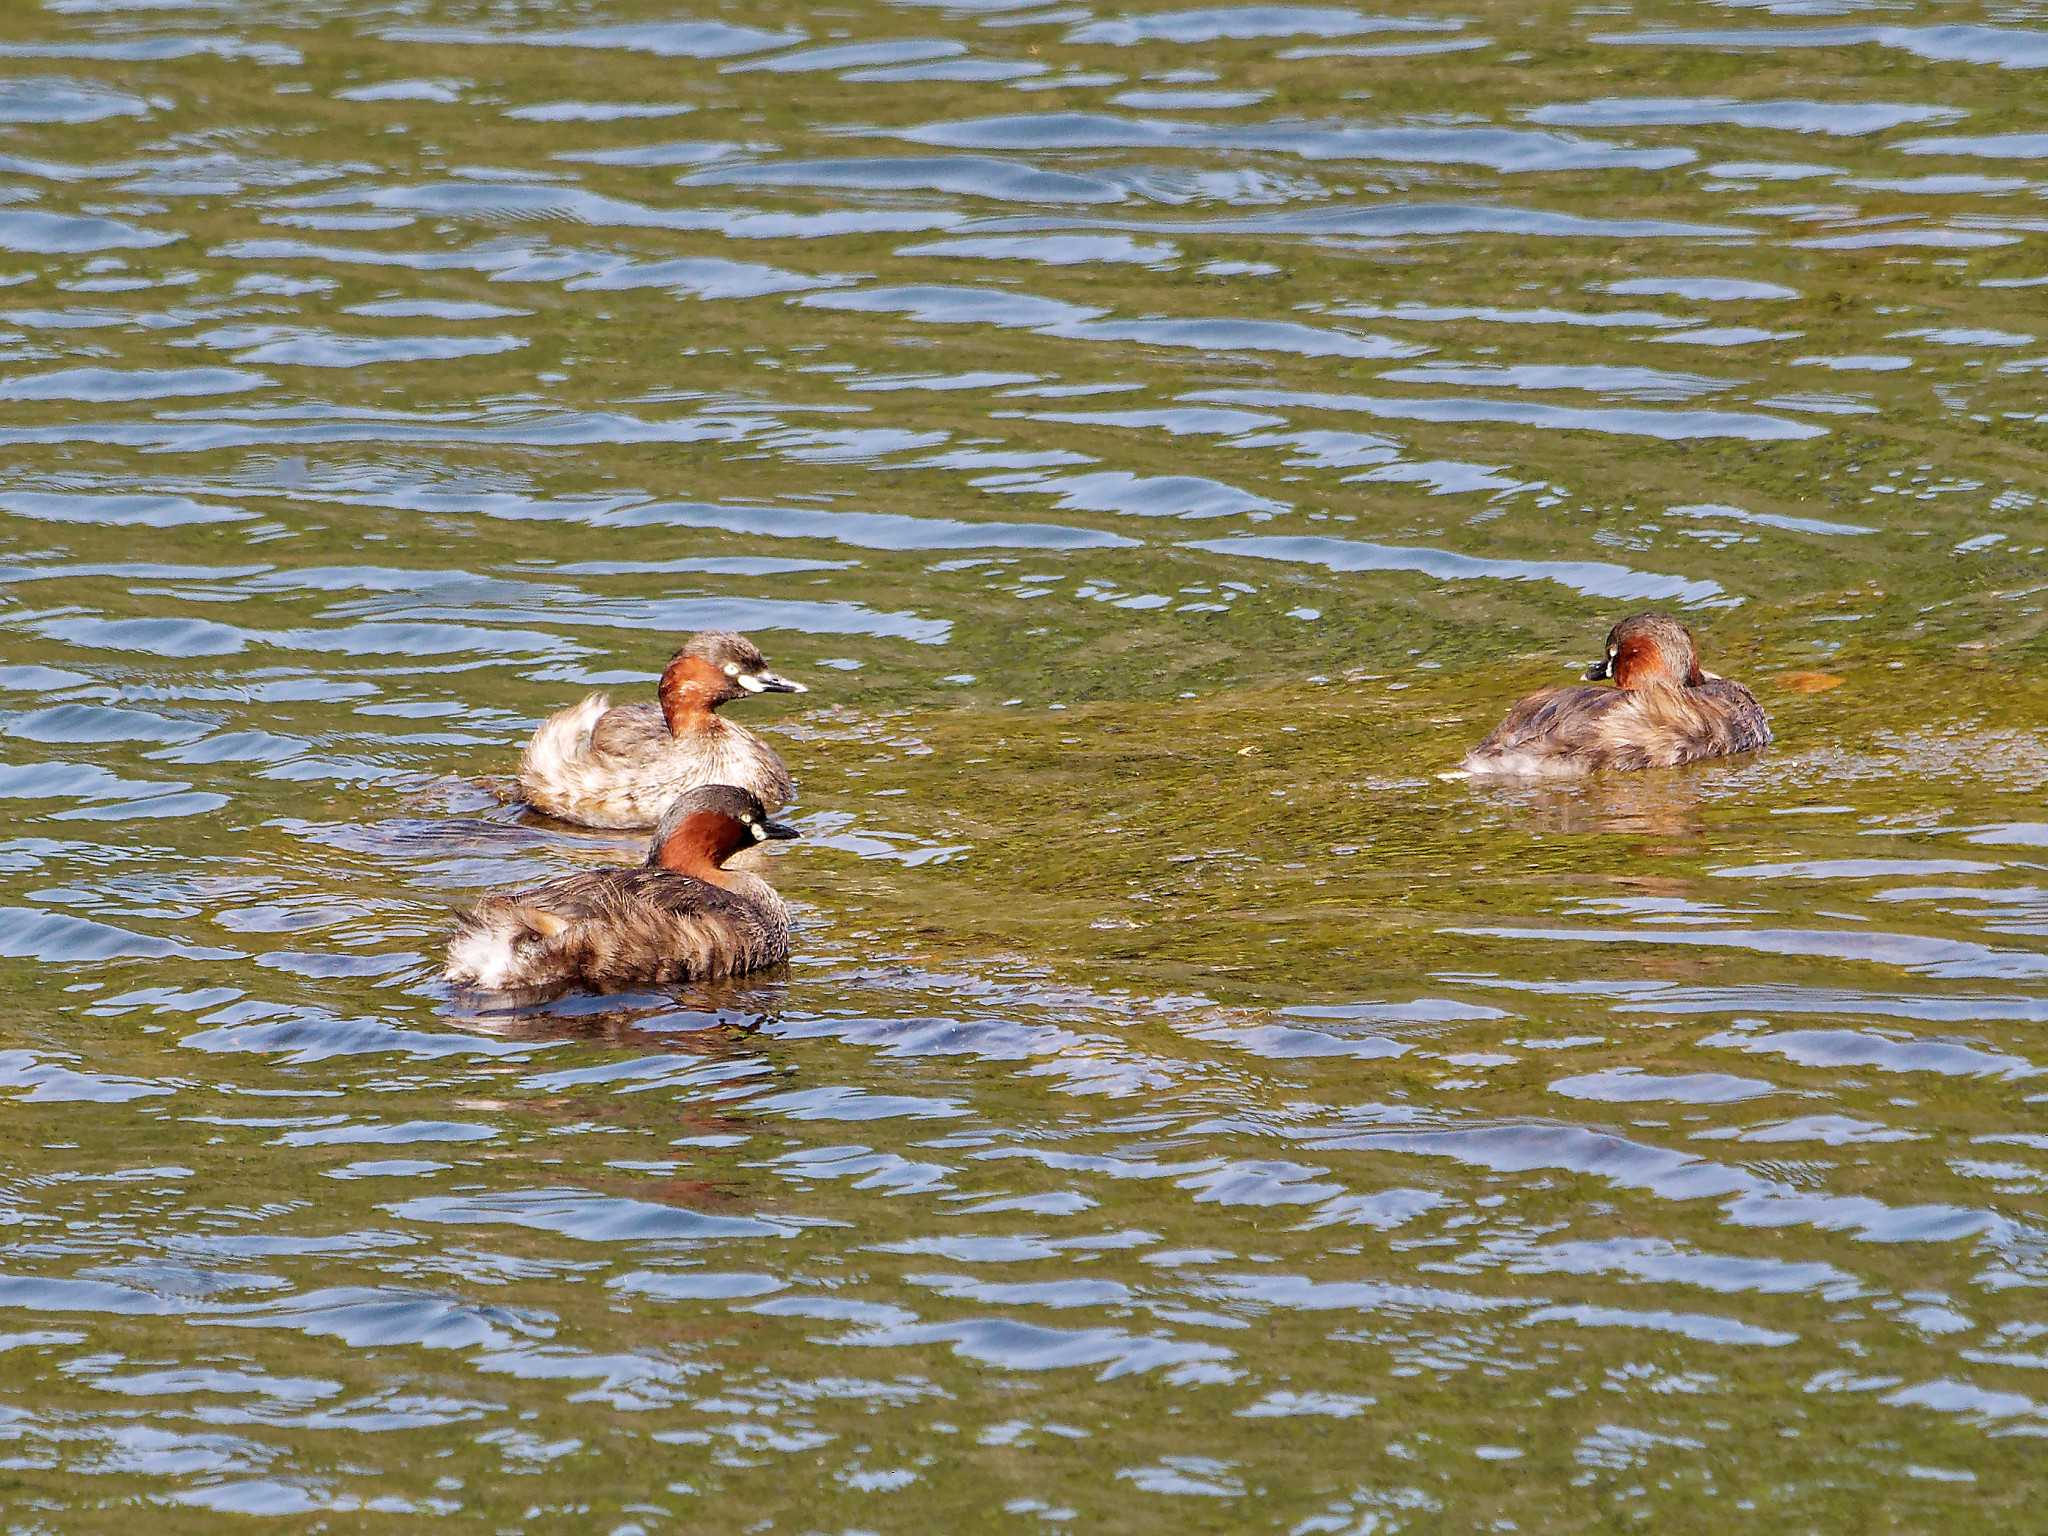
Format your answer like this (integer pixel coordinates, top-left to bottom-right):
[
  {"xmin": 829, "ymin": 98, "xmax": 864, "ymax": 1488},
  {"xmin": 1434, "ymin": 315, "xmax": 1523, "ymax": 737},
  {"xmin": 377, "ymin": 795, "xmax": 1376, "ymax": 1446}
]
[
  {"xmin": 587, "ymin": 701, "xmax": 669, "ymax": 758},
  {"xmin": 1470, "ymin": 685, "xmax": 1631, "ymax": 759},
  {"xmin": 467, "ymin": 868, "xmax": 785, "ymax": 987},
  {"xmin": 1470, "ymin": 678, "xmax": 1770, "ymax": 772}
]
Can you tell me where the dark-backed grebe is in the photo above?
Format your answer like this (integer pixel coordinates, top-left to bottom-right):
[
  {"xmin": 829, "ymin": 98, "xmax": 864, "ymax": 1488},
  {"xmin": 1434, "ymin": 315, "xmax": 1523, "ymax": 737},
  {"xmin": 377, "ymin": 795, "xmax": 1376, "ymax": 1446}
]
[{"xmin": 445, "ymin": 784, "xmax": 798, "ymax": 992}]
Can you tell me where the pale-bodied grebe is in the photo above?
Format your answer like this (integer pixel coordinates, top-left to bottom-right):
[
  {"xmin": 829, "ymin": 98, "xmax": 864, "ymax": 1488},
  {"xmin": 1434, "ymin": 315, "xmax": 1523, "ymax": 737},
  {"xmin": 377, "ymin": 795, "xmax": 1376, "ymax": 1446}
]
[{"xmin": 516, "ymin": 631, "xmax": 804, "ymax": 829}]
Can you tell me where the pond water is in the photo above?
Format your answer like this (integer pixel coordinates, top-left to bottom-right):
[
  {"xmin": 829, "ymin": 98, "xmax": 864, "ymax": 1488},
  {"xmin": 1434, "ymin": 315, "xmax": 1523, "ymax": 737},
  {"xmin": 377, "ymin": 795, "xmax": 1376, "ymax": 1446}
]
[{"xmin": 0, "ymin": 0, "xmax": 2044, "ymax": 1526}]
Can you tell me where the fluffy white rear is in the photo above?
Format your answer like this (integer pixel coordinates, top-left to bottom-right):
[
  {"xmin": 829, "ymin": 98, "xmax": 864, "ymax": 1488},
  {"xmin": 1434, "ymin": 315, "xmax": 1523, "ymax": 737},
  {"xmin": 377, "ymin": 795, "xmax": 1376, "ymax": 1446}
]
[
  {"xmin": 443, "ymin": 919, "xmax": 525, "ymax": 990},
  {"xmin": 1456, "ymin": 749, "xmax": 1590, "ymax": 779},
  {"xmin": 519, "ymin": 693, "xmax": 608, "ymax": 786}
]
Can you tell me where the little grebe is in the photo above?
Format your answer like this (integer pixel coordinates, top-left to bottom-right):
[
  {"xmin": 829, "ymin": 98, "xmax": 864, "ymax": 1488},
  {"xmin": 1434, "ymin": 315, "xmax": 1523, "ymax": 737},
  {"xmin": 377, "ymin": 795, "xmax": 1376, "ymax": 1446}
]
[
  {"xmin": 1459, "ymin": 612, "xmax": 1770, "ymax": 777},
  {"xmin": 516, "ymin": 631, "xmax": 804, "ymax": 829},
  {"xmin": 445, "ymin": 783, "xmax": 798, "ymax": 992}
]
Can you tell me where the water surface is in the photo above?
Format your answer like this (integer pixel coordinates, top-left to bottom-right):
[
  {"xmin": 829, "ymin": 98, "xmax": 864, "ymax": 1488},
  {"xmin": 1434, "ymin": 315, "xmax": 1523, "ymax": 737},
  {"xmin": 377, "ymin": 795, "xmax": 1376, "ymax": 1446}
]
[{"xmin": 0, "ymin": 0, "xmax": 2044, "ymax": 1526}]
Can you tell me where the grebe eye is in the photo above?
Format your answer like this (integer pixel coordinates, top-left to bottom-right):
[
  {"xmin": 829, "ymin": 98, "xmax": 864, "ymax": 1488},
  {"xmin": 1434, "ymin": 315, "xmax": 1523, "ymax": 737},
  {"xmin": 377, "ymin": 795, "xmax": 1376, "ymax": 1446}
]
[{"xmin": 723, "ymin": 661, "xmax": 740, "ymax": 676}]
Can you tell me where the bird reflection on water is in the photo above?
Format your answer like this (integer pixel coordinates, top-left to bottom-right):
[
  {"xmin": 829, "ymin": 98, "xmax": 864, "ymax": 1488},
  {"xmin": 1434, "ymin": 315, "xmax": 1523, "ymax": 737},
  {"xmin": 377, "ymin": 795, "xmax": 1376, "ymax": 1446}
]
[
  {"xmin": 1451, "ymin": 755, "xmax": 1749, "ymax": 850},
  {"xmin": 443, "ymin": 977, "xmax": 788, "ymax": 1050}
]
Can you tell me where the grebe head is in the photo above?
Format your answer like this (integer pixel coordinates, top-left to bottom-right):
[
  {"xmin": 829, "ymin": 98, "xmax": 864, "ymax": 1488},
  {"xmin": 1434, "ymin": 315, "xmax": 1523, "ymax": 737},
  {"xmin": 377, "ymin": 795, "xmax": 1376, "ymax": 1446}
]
[
  {"xmin": 647, "ymin": 783, "xmax": 799, "ymax": 875},
  {"xmin": 657, "ymin": 631, "xmax": 806, "ymax": 731},
  {"xmin": 685, "ymin": 631, "xmax": 805, "ymax": 696},
  {"xmin": 1583, "ymin": 612, "xmax": 1704, "ymax": 689}
]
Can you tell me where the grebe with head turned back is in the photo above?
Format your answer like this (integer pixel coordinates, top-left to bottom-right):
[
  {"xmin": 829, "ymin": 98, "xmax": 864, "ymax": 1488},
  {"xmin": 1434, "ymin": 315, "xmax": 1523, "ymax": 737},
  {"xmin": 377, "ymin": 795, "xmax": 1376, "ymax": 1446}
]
[{"xmin": 1458, "ymin": 612, "xmax": 1770, "ymax": 777}]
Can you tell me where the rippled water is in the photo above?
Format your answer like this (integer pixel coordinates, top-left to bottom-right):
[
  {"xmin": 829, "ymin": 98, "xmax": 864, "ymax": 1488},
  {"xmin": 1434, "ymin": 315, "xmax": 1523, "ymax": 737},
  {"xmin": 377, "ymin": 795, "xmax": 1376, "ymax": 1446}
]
[{"xmin": 2, "ymin": 0, "xmax": 2045, "ymax": 1524}]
